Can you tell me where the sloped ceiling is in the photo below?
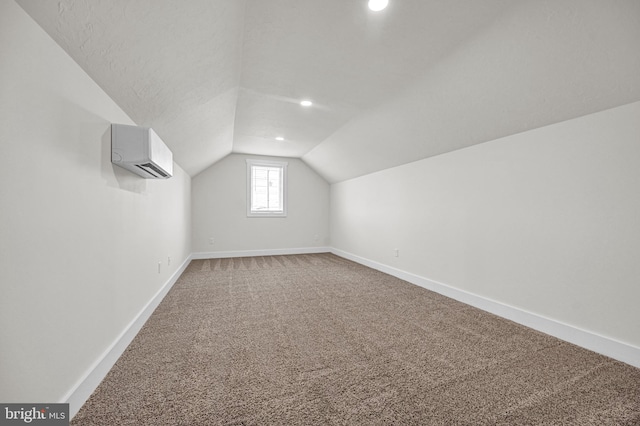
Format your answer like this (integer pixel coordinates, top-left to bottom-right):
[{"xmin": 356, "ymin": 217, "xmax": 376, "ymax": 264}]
[{"xmin": 16, "ymin": 0, "xmax": 640, "ymax": 182}]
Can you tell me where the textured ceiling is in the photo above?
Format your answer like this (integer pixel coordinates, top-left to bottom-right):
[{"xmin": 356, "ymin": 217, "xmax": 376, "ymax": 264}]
[{"xmin": 16, "ymin": 0, "xmax": 640, "ymax": 182}]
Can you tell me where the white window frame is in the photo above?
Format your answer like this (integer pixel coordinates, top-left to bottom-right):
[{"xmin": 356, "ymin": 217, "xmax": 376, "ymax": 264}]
[{"xmin": 246, "ymin": 159, "xmax": 288, "ymax": 217}]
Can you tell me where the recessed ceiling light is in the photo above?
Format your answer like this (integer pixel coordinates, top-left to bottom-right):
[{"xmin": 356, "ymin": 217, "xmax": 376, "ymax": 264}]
[
  {"xmin": 368, "ymin": 0, "xmax": 388, "ymax": 12},
  {"xmin": 300, "ymin": 100, "xmax": 313, "ymax": 107},
  {"xmin": 275, "ymin": 136, "xmax": 285, "ymax": 141}
]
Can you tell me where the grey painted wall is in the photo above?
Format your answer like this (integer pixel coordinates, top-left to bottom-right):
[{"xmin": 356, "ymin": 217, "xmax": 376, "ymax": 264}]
[
  {"xmin": 331, "ymin": 101, "xmax": 640, "ymax": 349},
  {"xmin": 192, "ymin": 154, "xmax": 329, "ymax": 254},
  {"xmin": 0, "ymin": 1, "xmax": 192, "ymax": 404}
]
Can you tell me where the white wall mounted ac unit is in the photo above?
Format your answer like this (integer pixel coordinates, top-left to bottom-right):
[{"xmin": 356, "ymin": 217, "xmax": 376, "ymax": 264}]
[{"xmin": 111, "ymin": 124, "xmax": 173, "ymax": 179}]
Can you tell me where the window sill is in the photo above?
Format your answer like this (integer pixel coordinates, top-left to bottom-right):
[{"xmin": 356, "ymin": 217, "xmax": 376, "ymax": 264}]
[{"xmin": 247, "ymin": 212, "xmax": 287, "ymax": 218}]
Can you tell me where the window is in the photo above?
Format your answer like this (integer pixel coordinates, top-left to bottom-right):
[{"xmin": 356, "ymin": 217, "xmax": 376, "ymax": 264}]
[{"xmin": 246, "ymin": 160, "xmax": 288, "ymax": 217}]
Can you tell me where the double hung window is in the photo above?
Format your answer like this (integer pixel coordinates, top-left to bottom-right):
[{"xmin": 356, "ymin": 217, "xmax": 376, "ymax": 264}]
[{"xmin": 246, "ymin": 160, "xmax": 288, "ymax": 217}]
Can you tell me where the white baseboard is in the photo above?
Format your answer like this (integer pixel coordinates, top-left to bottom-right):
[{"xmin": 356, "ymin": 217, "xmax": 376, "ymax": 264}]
[
  {"xmin": 330, "ymin": 248, "xmax": 640, "ymax": 369},
  {"xmin": 192, "ymin": 246, "xmax": 331, "ymax": 260},
  {"xmin": 63, "ymin": 254, "xmax": 193, "ymax": 419}
]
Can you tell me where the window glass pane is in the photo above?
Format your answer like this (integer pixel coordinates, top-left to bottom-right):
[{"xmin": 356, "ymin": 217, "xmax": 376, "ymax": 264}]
[{"xmin": 251, "ymin": 165, "xmax": 282, "ymax": 212}]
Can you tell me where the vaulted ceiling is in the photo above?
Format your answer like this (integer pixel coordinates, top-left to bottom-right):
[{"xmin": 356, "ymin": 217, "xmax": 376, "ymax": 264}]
[{"xmin": 16, "ymin": 0, "xmax": 640, "ymax": 182}]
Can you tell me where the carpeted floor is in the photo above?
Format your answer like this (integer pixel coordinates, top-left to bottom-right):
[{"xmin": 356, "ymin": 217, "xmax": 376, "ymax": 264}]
[{"xmin": 72, "ymin": 253, "xmax": 640, "ymax": 425}]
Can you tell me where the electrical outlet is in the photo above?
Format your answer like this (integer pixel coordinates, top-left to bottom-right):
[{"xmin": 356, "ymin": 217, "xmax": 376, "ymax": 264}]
[
  {"xmin": 209, "ymin": 237, "xmax": 215, "ymax": 245},
  {"xmin": 394, "ymin": 249, "xmax": 399, "ymax": 257},
  {"xmin": 158, "ymin": 261, "xmax": 162, "ymax": 273},
  {"xmin": 168, "ymin": 256, "xmax": 171, "ymax": 266}
]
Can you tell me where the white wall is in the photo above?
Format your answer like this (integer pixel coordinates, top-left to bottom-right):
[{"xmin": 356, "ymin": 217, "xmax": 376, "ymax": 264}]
[
  {"xmin": 192, "ymin": 153, "xmax": 329, "ymax": 255},
  {"xmin": 0, "ymin": 0, "xmax": 191, "ymax": 407},
  {"xmin": 331, "ymin": 101, "xmax": 640, "ymax": 353}
]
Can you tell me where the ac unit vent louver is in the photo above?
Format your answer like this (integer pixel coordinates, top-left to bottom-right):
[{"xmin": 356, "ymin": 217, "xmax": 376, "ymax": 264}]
[
  {"xmin": 111, "ymin": 124, "xmax": 173, "ymax": 179},
  {"xmin": 136, "ymin": 163, "xmax": 169, "ymax": 178}
]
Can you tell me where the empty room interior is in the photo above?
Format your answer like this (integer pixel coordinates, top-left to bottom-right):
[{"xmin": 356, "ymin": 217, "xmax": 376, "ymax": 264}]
[{"xmin": 1, "ymin": 0, "xmax": 640, "ymax": 424}]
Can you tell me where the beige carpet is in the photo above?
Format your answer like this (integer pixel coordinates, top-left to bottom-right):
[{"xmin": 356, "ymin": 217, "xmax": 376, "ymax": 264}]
[{"xmin": 72, "ymin": 253, "xmax": 640, "ymax": 425}]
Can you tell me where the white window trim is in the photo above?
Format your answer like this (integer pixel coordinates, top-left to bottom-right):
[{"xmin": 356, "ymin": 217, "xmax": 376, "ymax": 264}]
[{"xmin": 246, "ymin": 159, "xmax": 288, "ymax": 217}]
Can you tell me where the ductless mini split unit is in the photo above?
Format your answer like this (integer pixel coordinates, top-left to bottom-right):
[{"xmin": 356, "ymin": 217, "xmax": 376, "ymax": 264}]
[{"xmin": 111, "ymin": 124, "xmax": 173, "ymax": 179}]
